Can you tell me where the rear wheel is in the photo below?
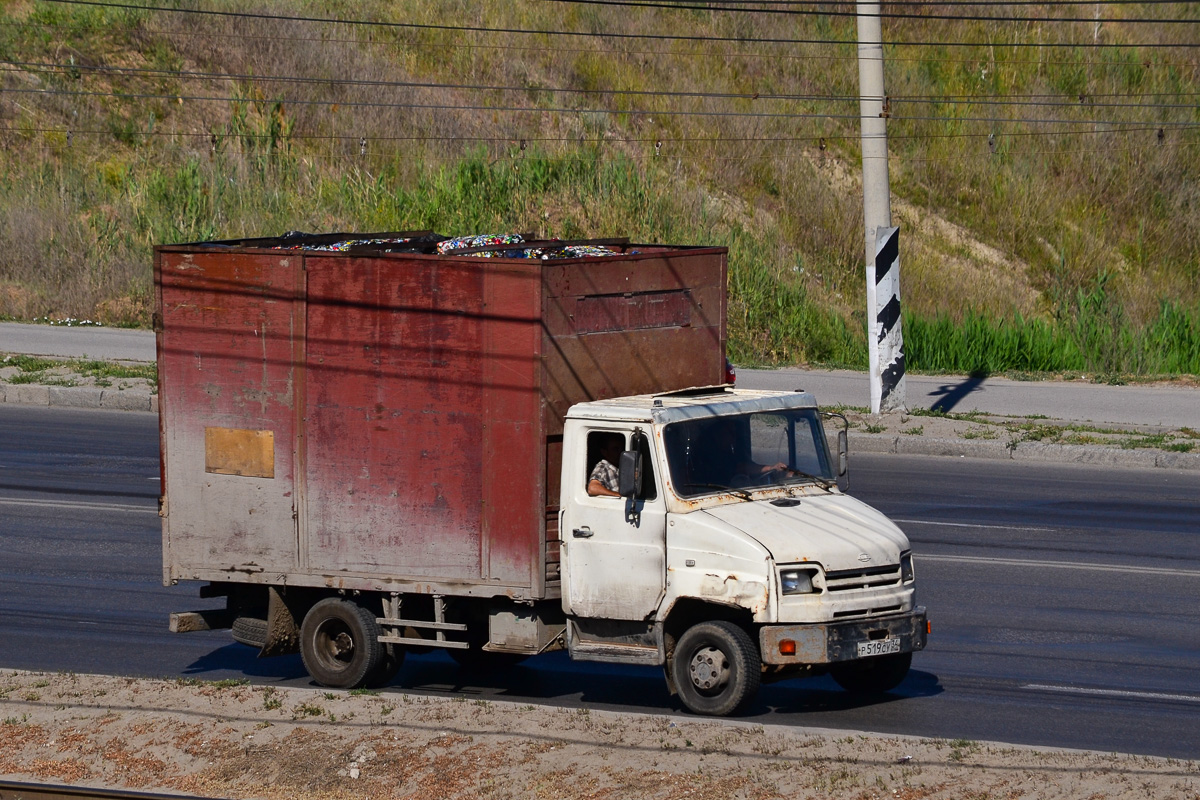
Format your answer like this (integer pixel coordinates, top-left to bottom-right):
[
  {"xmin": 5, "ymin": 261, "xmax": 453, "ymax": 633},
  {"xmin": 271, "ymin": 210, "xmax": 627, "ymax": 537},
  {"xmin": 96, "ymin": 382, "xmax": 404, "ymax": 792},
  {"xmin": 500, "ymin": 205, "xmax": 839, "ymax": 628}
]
[
  {"xmin": 830, "ymin": 652, "xmax": 912, "ymax": 694},
  {"xmin": 299, "ymin": 598, "xmax": 383, "ymax": 689},
  {"xmin": 670, "ymin": 621, "xmax": 760, "ymax": 717},
  {"xmin": 365, "ymin": 643, "xmax": 405, "ymax": 688}
]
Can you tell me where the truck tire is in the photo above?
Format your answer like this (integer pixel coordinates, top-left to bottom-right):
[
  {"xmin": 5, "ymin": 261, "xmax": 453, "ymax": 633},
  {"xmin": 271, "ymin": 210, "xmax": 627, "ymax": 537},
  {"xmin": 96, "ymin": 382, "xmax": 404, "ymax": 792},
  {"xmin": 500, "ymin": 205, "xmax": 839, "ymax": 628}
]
[
  {"xmin": 830, "ymin": 652, "xmax": 912, "ymax": 694},
  {"xmin": 365, "ymin": 643, "xmax": 405, "ymax": 688},
  {"xmin": 670, "ymin": 621, "xmax": 760, "ymax": 717},
  {"xmin": 299, "ymin": 598, "xmax": 384, "ymax": 690},
  {"xmin": 231, "ymin": 616, "xmax": 268, "ymax": 649}
]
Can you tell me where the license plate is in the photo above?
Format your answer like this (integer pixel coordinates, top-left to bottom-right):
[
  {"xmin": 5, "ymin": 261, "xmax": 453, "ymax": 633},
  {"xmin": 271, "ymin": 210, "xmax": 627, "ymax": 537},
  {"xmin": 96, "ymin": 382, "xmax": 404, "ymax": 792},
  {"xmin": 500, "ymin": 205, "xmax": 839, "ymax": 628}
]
[{"xmin": 857, "ymin": 638, "xmax": 901, "ymax": 657}]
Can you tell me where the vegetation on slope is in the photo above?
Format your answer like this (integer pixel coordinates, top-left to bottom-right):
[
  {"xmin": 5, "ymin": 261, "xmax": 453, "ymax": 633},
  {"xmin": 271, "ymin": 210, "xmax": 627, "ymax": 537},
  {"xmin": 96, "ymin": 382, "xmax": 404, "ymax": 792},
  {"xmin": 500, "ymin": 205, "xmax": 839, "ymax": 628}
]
[{"xmin": 0, "ymin": 0, "xmax": 1197, "ymax": 373}]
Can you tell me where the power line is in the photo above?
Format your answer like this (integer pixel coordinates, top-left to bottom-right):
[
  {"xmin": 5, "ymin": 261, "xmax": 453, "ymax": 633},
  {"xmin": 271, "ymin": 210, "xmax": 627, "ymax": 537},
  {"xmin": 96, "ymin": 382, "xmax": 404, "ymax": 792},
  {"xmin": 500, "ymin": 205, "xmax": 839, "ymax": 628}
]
[
  {"xmin": 9, "ymin": 60, "xmax": 1200, "ymax": 114},
  {"xmin": 8, "ymin": 19, "xmax": 1199, "ymax": 68},
  {"xmin": 9, "ymin": 85, "xmax": 1199, "ymax": 130},
  {"xmin": 2, "ymin": 60, "xmax": 860, "ymax": 104},
  {"xmin": 630, "ymin": 0, "xmax": 1195, "ymax": 6},
  {"xmin": 7, "ymin": 125, "xmax": 1190, "ymax": 165},
  {"xmin": 5, "ymin": 123, "xmax": 1190, "ymax": 144},
  {"xmin": 0, "ymin": 86, "xmax": 866, "ymax": 120},
  {"xmin": 548, "ymin": 0, "xmax": 1200, "ymax": 24},
  {"xmin": 35, "ymin": 0, "xmax": 1200, "ymax": 48}
]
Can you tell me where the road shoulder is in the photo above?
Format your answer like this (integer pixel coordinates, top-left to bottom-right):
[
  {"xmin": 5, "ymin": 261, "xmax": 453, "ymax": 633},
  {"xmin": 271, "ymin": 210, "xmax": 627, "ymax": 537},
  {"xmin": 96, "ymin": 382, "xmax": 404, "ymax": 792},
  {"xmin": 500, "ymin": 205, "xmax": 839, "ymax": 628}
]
[{"xmin": 0, "ymin": 670, "xmax": 1195, "ymax": 799}]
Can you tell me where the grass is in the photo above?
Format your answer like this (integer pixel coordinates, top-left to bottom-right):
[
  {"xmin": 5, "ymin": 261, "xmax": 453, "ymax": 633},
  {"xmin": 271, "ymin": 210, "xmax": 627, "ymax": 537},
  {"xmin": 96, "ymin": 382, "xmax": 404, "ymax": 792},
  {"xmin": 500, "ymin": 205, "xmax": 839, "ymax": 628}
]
[
  {"xmin": 174, "ymin": 677, "xmax": 249, "ymax": 689},
  {"xmin": 1, "ymin": 0, "xmax": 1198, "ymax": 376},
  {"xmin": 903, "ymin": 290, "xmax": 1200, "ymax": 377},
  {"xmin": 1, "ymin": 354, "xmax": 157, "ymax": 386},
  {"xmin": 849, "ymin": 407, "xmax": 1197, "ymax": 453}
]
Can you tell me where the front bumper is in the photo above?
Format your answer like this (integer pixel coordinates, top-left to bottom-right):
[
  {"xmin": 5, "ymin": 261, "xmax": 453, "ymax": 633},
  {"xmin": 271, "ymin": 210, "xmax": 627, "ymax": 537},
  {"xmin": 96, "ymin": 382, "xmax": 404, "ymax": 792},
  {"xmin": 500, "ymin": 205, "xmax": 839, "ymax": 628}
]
[{"xmin": 759, "ymin": 606, "xmax": 927, "ymax": 665}]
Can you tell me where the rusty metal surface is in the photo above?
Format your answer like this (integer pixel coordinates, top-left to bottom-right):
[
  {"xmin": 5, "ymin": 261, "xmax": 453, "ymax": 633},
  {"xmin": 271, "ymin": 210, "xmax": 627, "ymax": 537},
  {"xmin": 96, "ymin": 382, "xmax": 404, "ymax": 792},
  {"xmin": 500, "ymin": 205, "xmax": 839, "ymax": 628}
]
[
  {"xmin": 156, "ymin": 238, "xmax": 727, "ymax": 599},
  {"xmin": 157, "ymin": 250, "xmax": 302, "ymax": 580}
]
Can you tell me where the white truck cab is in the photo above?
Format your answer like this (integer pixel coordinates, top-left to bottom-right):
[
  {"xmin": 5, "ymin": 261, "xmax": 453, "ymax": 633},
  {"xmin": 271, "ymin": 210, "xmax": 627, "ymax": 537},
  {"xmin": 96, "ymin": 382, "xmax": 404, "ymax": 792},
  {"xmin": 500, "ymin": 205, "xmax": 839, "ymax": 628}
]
[{"xmin": 559, "ymin": 386, "xmax": 927, "ymax": 715}]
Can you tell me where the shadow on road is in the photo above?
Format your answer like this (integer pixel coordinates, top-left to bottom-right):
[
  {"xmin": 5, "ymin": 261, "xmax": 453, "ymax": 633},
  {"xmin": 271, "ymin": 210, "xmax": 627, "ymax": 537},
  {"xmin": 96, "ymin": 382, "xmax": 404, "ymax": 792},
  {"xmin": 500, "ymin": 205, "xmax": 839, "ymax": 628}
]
[
  {"xmin": 760, "ymin": 669, "xmax": 943, "ymax": 717},
  {"xmin": 182, "ymin": 643, "xmax": 308, "ymax": 681},
  {"xmin": 182, "ymin": 645, "xmax": 943, "ymax": 722},
  {"xmin": 929, "ymin": 374, "xmax": 987, "ymax": 414}
]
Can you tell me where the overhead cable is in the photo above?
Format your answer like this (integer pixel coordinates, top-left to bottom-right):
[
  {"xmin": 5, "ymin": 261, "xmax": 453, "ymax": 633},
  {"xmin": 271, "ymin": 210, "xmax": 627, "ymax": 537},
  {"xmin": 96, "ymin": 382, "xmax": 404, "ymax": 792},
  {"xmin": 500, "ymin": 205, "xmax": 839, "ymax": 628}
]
[{"xmin": 35, "ymin": 0, "xmax": 1200, "ymax": 48}]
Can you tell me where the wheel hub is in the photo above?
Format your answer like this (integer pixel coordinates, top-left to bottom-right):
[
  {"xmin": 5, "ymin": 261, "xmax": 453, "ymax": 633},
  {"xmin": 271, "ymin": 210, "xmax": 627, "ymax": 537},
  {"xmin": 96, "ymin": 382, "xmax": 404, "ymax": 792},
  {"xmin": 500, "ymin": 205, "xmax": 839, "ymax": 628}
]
[
  {"xmin": 332, "ymin": 632, "xmax": 354, "ymax": 657},
  {"xmin": 688, "ymin": 646, "xmax": 730, "ymax": 691}
]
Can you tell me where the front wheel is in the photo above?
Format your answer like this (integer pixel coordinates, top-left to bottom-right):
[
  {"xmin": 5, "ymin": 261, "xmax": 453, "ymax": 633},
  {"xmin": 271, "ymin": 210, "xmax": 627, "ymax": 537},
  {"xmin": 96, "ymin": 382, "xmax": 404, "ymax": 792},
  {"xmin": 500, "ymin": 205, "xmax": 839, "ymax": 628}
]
[
  {"xmin": 669, "ymin": 621, "xmax": 761, "ymax": 716},
  {"xmin": 830, "ymin": 652, "xmax": 912, "ymax": 694},
  {"xmin": 299, "ymin": 598, "xmax": 384, "ymax": 689}
]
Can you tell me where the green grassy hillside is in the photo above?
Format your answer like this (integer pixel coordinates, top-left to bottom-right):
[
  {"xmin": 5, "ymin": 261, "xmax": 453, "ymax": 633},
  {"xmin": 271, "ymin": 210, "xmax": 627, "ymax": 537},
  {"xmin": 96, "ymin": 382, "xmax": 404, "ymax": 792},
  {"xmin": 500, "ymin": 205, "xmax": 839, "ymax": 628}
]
[{"xmin": 1, "ymin": 0, "xmax": 1197, "ymax": 373}]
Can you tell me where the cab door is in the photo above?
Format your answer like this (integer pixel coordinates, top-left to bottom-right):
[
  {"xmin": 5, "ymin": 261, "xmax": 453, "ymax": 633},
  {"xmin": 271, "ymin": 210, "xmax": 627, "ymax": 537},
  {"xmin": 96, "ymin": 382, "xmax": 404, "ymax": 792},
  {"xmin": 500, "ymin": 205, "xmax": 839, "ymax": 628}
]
[{"xmin": 561, "ymin": 428, "xmax": 667, "ymax": 621}]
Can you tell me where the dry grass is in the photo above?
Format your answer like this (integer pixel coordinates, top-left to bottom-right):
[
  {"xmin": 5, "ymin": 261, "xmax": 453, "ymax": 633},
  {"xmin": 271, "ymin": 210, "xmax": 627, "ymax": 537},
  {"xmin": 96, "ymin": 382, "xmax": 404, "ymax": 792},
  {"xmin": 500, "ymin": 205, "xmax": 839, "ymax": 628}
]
[{"xmin": 0, "ymin": 0, "xmax": 1197, "ymax": 367}]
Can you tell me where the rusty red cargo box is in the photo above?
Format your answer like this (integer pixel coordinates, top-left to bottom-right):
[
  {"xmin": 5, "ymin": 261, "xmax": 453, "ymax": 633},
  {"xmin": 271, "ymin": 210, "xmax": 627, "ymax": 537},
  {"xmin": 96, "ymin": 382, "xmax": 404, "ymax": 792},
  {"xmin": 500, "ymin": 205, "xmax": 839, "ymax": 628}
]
[{"xmin": 155, "ymin": 232, "xmax": 727, "ymax": 601}]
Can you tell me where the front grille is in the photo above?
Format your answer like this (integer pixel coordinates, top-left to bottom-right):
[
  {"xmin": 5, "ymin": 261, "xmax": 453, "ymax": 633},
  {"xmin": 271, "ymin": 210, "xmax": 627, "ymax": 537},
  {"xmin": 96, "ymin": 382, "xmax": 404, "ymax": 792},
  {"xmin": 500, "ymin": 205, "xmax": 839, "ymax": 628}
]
[
  {"xmin": 824, "ymin": 564, "xmax": 902, "ymax": 592},
  {"xmin": 833, "ymin": 604, "xmax": 903, "ymax": 619}
]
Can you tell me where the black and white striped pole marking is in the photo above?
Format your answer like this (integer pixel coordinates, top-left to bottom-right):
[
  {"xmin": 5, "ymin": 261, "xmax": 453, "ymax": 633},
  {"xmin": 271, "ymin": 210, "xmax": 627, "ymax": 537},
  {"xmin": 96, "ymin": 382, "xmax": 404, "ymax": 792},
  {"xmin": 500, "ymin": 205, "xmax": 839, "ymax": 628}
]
[{"xmin": 868, "ymin": 225, "xmax": 906, "ymax": 413}]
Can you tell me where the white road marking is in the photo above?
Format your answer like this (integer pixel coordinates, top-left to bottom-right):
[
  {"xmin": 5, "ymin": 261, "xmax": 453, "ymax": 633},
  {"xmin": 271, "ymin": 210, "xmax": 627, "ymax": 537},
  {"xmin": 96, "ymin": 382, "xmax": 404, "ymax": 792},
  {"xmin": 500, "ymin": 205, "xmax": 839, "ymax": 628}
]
[
  {"xmin": 0, "ymin": 497, "xmax": 157, "ymax": 514},
  {"xmin": 895, "ymin": 518, "xmax": 1054, "ymax": 533},
  {"xmin": 920, "ymin": 553, "xmax": 1200, "ymax": 578},
  {"xmin": 1024, "ymin": 684, "xmax": 1200, "ymax": 704}
]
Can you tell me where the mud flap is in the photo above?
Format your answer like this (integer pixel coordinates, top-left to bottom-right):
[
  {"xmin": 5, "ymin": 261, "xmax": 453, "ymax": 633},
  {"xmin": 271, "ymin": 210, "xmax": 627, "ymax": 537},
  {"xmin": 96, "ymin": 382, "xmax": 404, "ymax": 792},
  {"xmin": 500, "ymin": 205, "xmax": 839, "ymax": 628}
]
[{"xmin": 258, "ymin": 587, "xmax": 301, "ymax": 657}]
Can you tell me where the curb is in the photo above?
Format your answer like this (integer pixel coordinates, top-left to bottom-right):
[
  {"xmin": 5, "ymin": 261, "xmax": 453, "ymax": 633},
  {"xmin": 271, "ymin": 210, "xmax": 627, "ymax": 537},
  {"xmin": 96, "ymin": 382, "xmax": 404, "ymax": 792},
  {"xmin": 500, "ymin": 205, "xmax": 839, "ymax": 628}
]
[
  {"xmin": 1, "ymin": 384, "xmax": 157, "ymax": 413},
  {"xmin": 848, "ymin": 432, "xmax": 1200, "ymax": 471},
  {"xmin": 3, "ymin": 383, "xmax": 1195, "ymax": 471}
]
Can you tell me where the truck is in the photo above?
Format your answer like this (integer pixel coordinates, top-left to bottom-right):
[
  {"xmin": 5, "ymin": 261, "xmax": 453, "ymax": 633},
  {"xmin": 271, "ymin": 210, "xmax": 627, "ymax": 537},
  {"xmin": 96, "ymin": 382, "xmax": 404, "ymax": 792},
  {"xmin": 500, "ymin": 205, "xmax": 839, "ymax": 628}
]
[{"xmin": 156, "ymin": 230, "xmax": 927, "ymax": 716}]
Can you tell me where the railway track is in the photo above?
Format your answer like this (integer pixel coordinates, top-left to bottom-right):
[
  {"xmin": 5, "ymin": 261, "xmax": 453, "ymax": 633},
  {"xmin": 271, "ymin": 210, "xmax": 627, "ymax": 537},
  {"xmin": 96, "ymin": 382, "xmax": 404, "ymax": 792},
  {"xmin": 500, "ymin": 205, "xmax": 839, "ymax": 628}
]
[{"xmin": 0, "ymin": 780, "xmax": 226, "ymax": 800}]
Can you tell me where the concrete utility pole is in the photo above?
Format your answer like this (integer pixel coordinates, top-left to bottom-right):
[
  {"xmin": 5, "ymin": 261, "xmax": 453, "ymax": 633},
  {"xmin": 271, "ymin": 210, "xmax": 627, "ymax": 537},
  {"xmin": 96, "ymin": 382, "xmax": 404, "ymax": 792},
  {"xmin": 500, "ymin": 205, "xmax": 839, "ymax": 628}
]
[{"xmin": 856, "ymin": 0, "xmax": 906, "ymax": 413}]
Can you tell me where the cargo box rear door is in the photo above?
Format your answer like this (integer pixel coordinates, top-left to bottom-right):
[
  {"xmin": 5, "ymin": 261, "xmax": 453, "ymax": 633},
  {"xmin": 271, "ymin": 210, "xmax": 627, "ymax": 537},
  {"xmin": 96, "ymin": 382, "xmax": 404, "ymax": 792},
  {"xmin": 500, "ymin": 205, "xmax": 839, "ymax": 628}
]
[{"xmin": 158, "ymin": 250, "xmax": 302, "ymax": 578}]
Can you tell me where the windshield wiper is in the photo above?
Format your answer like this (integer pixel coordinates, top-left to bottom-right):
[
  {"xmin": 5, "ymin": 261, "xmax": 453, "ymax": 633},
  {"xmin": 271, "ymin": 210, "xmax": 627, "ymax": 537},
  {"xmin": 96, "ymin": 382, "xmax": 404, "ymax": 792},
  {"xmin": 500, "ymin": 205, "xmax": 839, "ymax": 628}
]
[{"xmin": 682, "ymin": 482, "xmax": 754, "ymax": 501}]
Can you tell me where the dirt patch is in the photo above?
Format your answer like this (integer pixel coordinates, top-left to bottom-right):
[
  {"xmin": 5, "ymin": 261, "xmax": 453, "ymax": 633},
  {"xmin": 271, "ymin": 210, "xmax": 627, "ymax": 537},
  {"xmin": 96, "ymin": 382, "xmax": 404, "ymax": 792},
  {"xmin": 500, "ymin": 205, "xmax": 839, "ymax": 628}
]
[
  {"xmin": 832, "ymin": 408, "xmax": 1199, "ymax": 456},
  {"xmin": 0, "ymin": 671, "xmax": 1196, "ymax": 799}
]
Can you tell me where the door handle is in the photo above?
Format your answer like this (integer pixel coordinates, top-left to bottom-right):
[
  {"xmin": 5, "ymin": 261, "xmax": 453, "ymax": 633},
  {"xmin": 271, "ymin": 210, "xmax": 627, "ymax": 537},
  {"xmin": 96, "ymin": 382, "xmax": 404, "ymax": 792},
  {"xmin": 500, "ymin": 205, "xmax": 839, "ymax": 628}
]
[{"xmin": 572, "ymin": 527, "xmax": 594, "ymax": 538}]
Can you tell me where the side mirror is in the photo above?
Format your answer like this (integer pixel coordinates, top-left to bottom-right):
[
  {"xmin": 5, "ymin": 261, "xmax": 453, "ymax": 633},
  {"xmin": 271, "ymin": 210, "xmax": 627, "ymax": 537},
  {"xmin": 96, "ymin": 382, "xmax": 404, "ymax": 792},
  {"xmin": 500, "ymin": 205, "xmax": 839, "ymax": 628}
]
[
  {"xmin": 822, "ymin": 411, "xmax": 850, "ymax": 492},
  {"xmin": 618, "ymin": 450, "xmax": 643, "ymax": 498}
]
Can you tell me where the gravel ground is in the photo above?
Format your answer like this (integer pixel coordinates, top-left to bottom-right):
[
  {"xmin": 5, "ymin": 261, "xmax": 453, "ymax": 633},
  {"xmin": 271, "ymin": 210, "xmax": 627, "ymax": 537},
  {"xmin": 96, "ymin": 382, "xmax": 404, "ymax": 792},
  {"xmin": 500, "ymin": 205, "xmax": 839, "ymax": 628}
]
[{"xmin": 0, "ymin": 671, "xmax": 1197, "ymax": 800}]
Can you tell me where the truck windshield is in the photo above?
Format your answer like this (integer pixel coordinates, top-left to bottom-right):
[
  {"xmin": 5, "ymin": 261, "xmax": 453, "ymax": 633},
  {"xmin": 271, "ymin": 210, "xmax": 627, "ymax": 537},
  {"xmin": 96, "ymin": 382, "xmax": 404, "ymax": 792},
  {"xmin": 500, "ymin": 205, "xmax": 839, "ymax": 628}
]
[{"xmin": 663, "ymin": 409, "xmax": 834, "ymax": 498}]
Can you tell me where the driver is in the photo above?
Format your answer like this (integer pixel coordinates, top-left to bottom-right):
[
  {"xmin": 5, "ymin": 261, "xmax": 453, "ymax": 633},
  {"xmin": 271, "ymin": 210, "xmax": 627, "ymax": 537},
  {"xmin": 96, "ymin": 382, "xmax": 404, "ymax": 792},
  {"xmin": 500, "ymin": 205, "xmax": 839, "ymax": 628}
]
[
  {"xmin": 587, "ymin": 433, "xmax": 624, "ymax": 497},
  {"xmin": 708, "ymin": 421, "xmax": 793, "ymax": 483}
]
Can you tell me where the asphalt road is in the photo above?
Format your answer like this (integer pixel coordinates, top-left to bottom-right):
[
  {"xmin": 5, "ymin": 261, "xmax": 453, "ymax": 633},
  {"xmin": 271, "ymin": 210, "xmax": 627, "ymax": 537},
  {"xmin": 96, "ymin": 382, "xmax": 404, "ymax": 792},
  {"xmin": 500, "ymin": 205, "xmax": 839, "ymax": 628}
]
[
  {"xmin": 2, "ymin": 404, "xmax": 1199, "ymax": 759},
  {"xmin": 3, "ymin": 321, "xmax": 1197, "ymax": 429},
  {"xmin": 0, "ymin": 322, "xmax": 155, "ymax": 364},
  {"xmin": 740, "ymin": 367, "xmax": 1200, "ymax": 429}
]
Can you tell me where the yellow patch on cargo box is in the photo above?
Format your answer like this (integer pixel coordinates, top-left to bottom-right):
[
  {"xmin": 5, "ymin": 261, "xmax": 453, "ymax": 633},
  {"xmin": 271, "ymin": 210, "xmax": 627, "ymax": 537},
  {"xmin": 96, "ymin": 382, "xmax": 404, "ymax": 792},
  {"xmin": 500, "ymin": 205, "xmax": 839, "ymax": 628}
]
[{"xmin": 204, "ymin": 427, "xmax": 274, "ymax": 478}]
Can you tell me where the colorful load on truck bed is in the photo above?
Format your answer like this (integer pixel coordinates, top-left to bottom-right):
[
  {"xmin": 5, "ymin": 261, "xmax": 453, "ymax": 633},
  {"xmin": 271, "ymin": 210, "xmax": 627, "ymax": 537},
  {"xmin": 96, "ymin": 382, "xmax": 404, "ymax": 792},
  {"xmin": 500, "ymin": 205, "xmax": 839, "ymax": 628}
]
[{"xmin": 196, "ymin": 230, "xmax": 635, "ymax": 260}]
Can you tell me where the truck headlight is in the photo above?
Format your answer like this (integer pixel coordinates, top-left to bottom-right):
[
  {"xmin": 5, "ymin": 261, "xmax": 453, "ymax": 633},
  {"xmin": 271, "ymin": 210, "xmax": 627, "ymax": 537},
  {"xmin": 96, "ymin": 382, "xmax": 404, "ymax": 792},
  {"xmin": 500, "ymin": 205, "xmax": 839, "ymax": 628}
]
[
  {"xmin": 780, "ymin": 568, "xmax": 820, "ymax": 595},
  {"xmin": 900, "ymin": 551, "xmax": 915, "ymax": 583}
]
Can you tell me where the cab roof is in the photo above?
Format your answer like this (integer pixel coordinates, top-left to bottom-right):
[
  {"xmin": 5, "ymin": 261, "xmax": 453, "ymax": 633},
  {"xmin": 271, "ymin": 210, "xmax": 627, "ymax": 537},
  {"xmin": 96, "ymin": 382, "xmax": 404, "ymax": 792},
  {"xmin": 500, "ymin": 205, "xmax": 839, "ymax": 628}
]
[{"xmin": 566, "ymin": 387, "xmax": 820, "ymax": 425}]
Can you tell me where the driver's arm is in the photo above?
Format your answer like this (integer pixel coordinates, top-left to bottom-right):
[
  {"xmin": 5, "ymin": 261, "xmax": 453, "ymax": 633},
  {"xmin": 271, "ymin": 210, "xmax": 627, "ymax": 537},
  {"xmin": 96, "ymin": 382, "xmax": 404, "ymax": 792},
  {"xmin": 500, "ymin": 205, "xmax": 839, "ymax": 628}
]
[{"xmin": 588, "ymin": 479, "xmax": 621, "ymax": 497}]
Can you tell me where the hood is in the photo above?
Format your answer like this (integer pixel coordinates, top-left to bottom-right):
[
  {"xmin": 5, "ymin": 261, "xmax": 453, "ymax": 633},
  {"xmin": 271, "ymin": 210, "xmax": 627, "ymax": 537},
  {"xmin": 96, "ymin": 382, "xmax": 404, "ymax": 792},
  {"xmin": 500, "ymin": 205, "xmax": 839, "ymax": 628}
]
[{"xmin": 701, "ymin": 493, "xmax": 910, "ymax": 572}]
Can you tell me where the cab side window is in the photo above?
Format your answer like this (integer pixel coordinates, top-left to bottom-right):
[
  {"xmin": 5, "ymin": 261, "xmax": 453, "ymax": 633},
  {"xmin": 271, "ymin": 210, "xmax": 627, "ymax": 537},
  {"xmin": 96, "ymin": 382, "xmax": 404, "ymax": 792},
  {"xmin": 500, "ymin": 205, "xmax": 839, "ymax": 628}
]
[{"xmin": 585, "ymin": 431, "xmax": 624, "ymax": 498}]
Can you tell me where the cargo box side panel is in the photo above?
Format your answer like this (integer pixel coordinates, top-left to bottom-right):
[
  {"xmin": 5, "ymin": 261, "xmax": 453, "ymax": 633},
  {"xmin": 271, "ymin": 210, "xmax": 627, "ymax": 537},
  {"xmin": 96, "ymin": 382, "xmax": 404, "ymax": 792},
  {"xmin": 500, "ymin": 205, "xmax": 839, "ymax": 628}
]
[
  {"xmin": 541, "ymin": 251, "xmax": 726, "ymax": 431},
  {"xmin": 158, "ymin": 251, "xmax": 301, "ymax": 579},
  {"xmin": 303, "ymin": 256, "xmax": 542, "ymax": 588}
]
